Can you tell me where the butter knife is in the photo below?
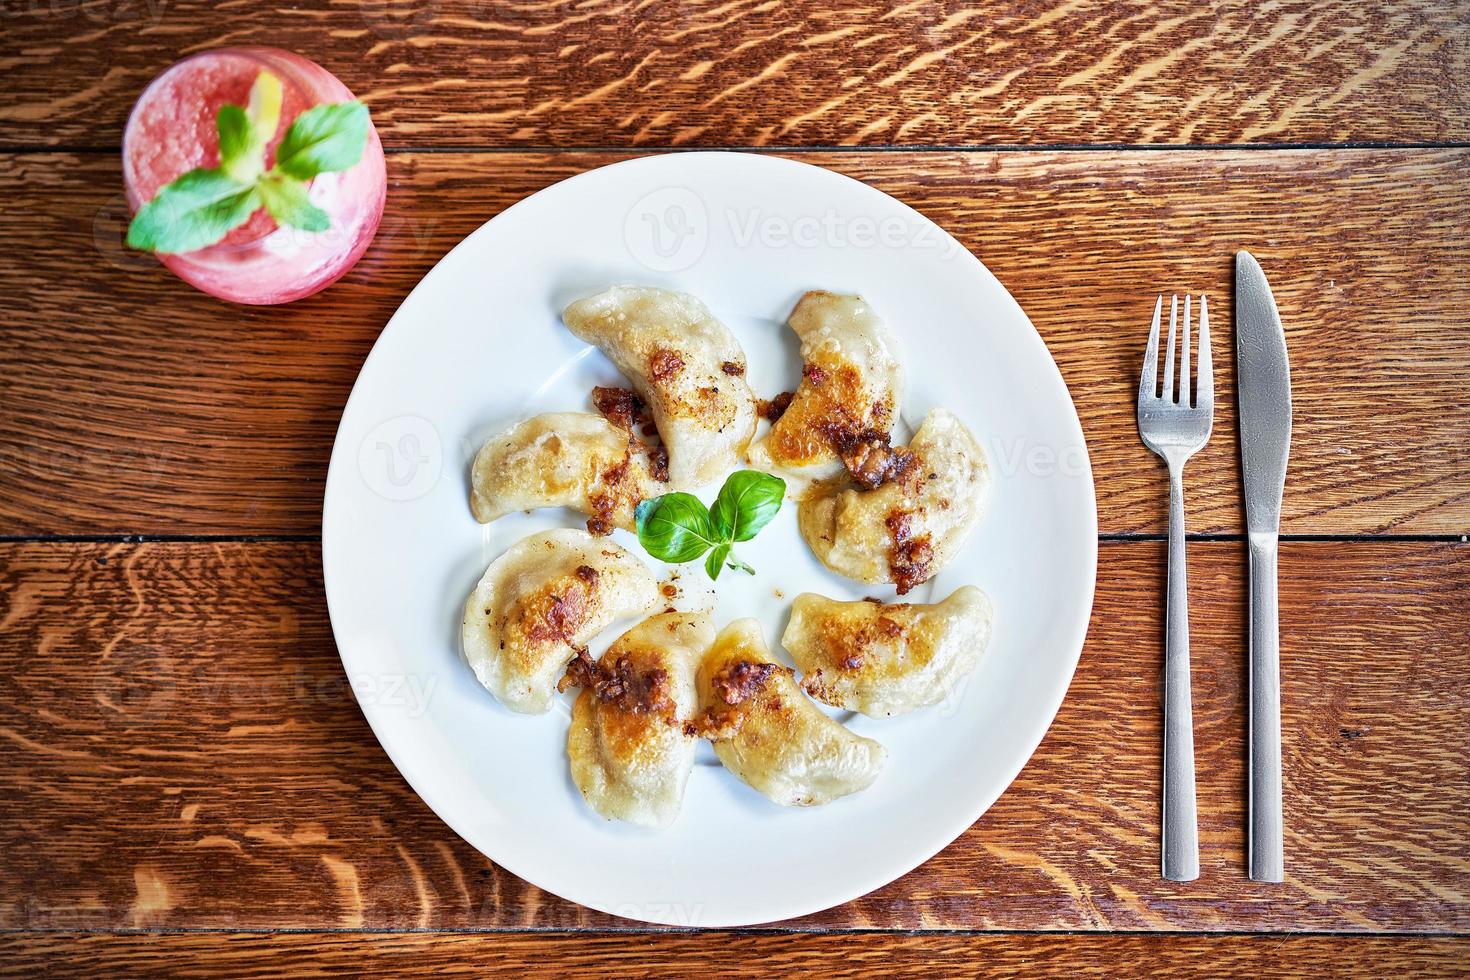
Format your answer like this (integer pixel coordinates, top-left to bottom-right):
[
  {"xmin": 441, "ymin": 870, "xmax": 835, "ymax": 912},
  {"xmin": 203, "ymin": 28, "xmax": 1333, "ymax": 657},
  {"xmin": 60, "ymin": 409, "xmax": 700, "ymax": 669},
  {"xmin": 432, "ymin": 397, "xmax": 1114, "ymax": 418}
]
[{"xmin": 1235, "ymin": 250, "xmax": 1291, "ymax": 883}]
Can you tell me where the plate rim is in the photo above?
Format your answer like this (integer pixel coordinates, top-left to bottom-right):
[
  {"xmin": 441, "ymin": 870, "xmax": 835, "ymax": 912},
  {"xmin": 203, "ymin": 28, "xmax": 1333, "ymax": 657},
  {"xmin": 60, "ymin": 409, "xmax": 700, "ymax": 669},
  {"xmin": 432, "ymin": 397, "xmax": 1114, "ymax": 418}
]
[{"xmin": 322, "ymin": 150, "xmax": 1098, "ymax": 926}]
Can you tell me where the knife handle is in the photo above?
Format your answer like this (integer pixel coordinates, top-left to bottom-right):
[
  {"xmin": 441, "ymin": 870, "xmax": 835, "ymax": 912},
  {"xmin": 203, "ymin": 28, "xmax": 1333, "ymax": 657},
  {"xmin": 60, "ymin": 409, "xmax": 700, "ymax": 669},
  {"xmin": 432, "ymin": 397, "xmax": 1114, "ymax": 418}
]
[
  {"xmin": 1162, "ymin": 463, "xmax": 1199, "ymax": 882},
  {"xmin": 1248, "ymin": 532, "xmax": 1285, "ymax": 882}
]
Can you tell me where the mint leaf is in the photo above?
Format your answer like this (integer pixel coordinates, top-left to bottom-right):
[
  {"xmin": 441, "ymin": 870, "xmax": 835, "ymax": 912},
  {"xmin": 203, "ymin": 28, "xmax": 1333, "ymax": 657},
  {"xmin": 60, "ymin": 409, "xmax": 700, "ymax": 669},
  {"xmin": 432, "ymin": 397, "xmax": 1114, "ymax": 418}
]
[
  {"xmin": 216, "ymin": 105, "xmax": 254, "ymax": 175},
  {"xmin": 221, "ymin": 72, "xmax": 283, "ymax": 185},
  {"xmin": 258, "ymin": 175, "xmax": 329, "ymax": 232},
  {"xmin": 710, "ymin": 470, "xmax": 785, "ymax": 542},
  {"xmin": 272, "ymin": 101, "xmax": 369, "ymax": 180},
  {"xmin": 126, "ymin": 168, "xmax": 260, "ymax": 254},
  {"xmin": 635, "ymin": 493, "xmax": 718, "ymax": 564},
  {"xmin": 704, "ymin": 543, "xmax": 730, "ymax": 580},
  {"xmin": 126, "ymin": 72, "xmax": 300, "ymax": 254}
]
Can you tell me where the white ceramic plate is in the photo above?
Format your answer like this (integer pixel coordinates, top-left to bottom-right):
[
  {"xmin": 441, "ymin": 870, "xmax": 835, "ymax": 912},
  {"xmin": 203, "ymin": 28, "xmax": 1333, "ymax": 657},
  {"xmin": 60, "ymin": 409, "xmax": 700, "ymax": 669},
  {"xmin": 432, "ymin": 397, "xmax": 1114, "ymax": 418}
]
[{"xmin": 323, "ymin": 152, "xmax": 1096, "ymax": 927}]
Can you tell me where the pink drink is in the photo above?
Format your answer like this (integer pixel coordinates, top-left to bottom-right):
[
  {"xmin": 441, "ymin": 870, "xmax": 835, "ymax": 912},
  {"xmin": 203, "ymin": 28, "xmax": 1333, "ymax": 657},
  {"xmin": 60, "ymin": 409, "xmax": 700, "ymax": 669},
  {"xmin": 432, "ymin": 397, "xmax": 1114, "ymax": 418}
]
[{"xmin": 123, "ymin": 48, "xmax": 387, "ymax": 305}]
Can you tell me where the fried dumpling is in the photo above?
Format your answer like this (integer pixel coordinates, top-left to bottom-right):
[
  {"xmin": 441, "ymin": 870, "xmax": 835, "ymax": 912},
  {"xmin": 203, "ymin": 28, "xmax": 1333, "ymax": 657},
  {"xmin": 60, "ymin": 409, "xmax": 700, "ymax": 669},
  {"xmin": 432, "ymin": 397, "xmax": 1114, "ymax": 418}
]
[
  {"xmin": 695, "ymin": 618, "xmax": 885, "ymax": 806},
  {"xmin": 562, "ymin": 286, "xmax": 757, "ymax": 489},
  {"xmin": 460, "ymin": 529, "xmax": 660, "ymax": 713},
  {"xmin": 565, "ymin": 612, "xmax": 713, "ymax": 828},
  {"xmin": 469, "ymin": 412, "xmax": 666, "ymax": 533},
  {"xmin": 798, "ymin": 408, "xmax": 988, "ymax": 594},
  {"xmin": 747, "ymin": 291, "xmax": 903, "ymax": 482},
  {"xmin": 782, "ymin": 586, "xmax": 993, "ymax": 718}
]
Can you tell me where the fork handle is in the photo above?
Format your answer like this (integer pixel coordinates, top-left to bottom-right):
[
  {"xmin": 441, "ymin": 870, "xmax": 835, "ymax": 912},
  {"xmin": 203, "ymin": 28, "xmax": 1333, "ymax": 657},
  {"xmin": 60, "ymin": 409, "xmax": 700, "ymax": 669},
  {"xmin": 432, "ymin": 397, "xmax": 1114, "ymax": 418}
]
[
  {"xmin": 1162, "ymin": 463, "xmax": 1200, "ymax": 881},
  {"xmin": 1248, "ymin": 532, "xmax": 1284, "ymax": 882}
]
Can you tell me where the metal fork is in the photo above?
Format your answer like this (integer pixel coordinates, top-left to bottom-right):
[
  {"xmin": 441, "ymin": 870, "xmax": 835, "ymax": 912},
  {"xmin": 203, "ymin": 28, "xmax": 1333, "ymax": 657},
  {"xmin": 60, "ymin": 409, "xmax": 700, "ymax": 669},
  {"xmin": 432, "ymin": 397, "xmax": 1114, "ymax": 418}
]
[{"xmin": 1137, "ymin": 294, "xmax": 1213, "ymax": 882}]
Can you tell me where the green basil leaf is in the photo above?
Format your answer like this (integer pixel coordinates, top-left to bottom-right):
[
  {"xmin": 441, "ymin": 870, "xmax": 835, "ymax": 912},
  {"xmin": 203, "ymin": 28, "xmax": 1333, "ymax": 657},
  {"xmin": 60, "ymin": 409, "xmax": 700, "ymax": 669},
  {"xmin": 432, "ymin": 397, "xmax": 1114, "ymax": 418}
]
[
  {"xmin": 257, "ymin": 175, "xmax": 330, "ymax": 232},
  {"xmin": 272, "ymin": 101, "xmax": 369, "ymax": 181},
  {"xmin": 125, "ymin": 168, "xmax": 261, "ymax": 254},
  {"xmin": 710, "ymin": 470, "xmax": 786, "ymax": 542},
  {"xmin": 635, "ymin": 493, "xmax": 717, "ymax": 564},
  {"xmin": 216, "ymin": 104, "xmax": 255, "ymax": 175},
  {"xmin": 704, "ymin": 543, "xmax": 729, "ymax": 580}
]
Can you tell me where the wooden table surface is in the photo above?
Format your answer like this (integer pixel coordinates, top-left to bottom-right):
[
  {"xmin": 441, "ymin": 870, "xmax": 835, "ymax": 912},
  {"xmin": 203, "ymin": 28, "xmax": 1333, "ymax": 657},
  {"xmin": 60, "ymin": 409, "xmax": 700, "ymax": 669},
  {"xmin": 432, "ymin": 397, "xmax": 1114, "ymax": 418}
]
[{"xmin": 2, "ymin": 1, "xmax": 1468, "ymax": 975}]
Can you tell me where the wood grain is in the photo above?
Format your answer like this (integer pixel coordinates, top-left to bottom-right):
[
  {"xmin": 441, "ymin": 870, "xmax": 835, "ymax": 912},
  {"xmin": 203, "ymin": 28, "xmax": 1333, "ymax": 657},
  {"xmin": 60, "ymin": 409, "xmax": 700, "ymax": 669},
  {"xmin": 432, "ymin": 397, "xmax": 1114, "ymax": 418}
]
[
  {"xmin": 2, "ymin": 932, "xmax": 1468, "ymax": 978},
  {"xmin": 2, "ymin": 149, "xmax": 1468, "ymax": 536},
  {"xmin": 5, "ymin": 0, "xmax": 1465, "ymax": 966},
  {"xmin": 2, "ymin": 1, "xmax": 1468, "ymax": 148},
  {"xmin": 2, "ymin": 539, "xmax": 1466, "ymax": 932}
]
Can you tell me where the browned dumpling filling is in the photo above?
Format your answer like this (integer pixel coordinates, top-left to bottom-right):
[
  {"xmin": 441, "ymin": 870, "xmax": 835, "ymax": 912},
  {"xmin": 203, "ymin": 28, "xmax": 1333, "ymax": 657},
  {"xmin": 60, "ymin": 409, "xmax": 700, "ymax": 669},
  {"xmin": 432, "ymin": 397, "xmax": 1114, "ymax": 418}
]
[
  {"xmin": 460, "ymin": 529, "xmax": 660, "ymax": 713},
  {"xmin": 782, "ymin": 587, "xmax": 993, "ymax": 718},
  {"xmin": 694, "ymin": 618, "xmax": 885, "ymax": 806},
  {"xmin": 748, "ymin": 291, "xmax": 903, "ymax": 483},
  {"xmin": 469, "ymin": 412, "xmax": 667, "ymax": 535},
  {"xmin": 797, "ymin": 409, "xmax": 989, "ymax": 594},
  {"xmin": 563, "ymin": 286, "xmax": 757, "ymax": 490},
  {"xmin": 564, "ymin": 612, "xmax": 713, "ymax": 828}
]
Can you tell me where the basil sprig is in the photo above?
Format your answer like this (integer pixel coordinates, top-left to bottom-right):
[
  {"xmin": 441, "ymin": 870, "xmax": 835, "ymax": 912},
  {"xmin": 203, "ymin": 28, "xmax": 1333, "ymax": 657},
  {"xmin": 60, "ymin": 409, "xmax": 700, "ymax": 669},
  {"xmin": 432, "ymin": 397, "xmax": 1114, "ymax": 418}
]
[
  {"xmin": 635, "ymin": 470, "xmax": 786, "ymax": 580},
  {"xmin": 127, "ymin": 71, "xmax": 369, "ymax": 254}
]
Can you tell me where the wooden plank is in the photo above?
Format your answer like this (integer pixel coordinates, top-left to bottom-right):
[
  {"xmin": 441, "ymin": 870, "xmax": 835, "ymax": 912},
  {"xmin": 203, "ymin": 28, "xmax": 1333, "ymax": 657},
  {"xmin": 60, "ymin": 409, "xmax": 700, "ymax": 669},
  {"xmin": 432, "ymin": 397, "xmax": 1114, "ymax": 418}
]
[
  {"xmin": 1, "ymin": 539, "xmax": 1466, "ymax": 932},
  {"xmin": 1, "ymin": 932, "xmax": 1467, "ymax": 978},
  {"xmin": 2, "ymin": 149, "xmax": 1468, "ymax": 535},
  {"xmin": 2, "ymin": 1, "xmax": 1467, "ymax": 148}
]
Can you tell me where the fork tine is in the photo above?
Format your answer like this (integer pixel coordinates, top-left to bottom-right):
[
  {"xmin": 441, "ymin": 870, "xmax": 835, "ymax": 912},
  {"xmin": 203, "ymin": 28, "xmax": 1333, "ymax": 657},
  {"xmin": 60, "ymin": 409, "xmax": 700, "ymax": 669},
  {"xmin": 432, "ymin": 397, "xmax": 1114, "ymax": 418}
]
[
  {"xmin": 1197, "ymin": 295, "xmax": 1213, "ymax": 409},
  {"xmin": 1181, "ymin": 294, "xmax": 1192, "ymax": 408},
  {"xmin": 1140, "ymin": 294, "xmax": 1162, "ymax": 401},
  {"xmin": 1162, "ymin": 294, "xmax": 1178, "ymax": 404}
]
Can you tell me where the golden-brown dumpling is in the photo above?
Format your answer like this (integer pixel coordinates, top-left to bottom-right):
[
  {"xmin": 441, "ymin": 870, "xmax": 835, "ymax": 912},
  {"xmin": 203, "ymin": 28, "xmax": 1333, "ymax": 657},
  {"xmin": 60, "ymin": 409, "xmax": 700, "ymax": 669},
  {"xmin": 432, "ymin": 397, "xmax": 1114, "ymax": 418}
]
[
  {"xmin": 747, "ymin": 291, "xmax": 903, "ymax": 482},
  {"xmin": 566, "ymin": 612, "xmax": 713, "ymax": 828},
  {"xmin": 562, "ymin": 286, "xmax": 757, "ymax": 489},
  {"xmin": 460, "ymin": 529, "xmax": 660, "ymax": 713},
  {"xmin": 782, "ymin": 587, "xmax": 993, "ymax": 718},
  {"xmin": 695, "ymin": 618, "xmax": 885, "ymax": 806},
  {"xmin": 469, "ymin": 412, "xmax": 665, "ymax": 533},
  {"xmin": 798, "ymin": 409, "xmax": 989, "ymax": 594}
]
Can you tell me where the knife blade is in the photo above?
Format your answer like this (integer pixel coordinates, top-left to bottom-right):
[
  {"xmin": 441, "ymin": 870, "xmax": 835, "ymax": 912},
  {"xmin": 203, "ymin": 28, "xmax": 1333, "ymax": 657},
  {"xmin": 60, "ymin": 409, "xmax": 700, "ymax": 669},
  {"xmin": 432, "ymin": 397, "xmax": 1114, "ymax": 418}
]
[
  {"xmin": 1236, "ymin": 249, "xmax": 1291, "ymax": 883},
  {"xmin": 1237, "ymin": 252, "xmax": 1292, "ymax": 535}
]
